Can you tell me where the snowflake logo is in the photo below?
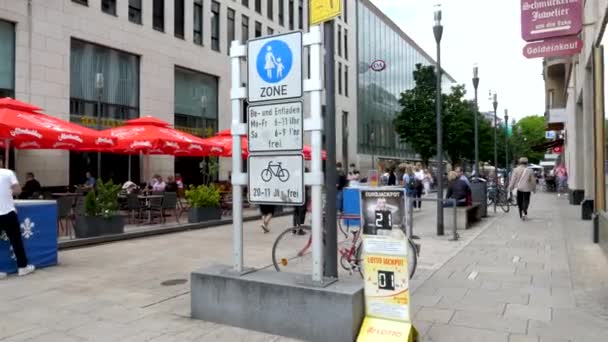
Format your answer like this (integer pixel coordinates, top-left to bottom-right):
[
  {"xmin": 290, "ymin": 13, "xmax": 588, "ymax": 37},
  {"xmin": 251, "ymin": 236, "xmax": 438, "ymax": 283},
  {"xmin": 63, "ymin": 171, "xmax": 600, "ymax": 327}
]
[{"xmin": 20, "ymin": 218, "xmax": 35, "ymax": 239}]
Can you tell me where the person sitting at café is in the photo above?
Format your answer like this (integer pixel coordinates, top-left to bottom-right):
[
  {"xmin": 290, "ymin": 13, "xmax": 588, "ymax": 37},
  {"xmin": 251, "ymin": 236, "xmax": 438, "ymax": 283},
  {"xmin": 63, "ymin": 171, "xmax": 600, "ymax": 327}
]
[
  {"xmin": 83, "ymin": 171, "xmax": 96, "ymax": 189},
  {"xmin": 151, "ymin": 174, "xmax": 166, "ymax": 192},
  {"xmin": 164, "ymin": 175, "xmax": 178, "ymax": 192},
  {"xmin": 122, "ymin": 181, "xmax": 139, "ymax": 194},
  {"xmin": 445, "ymin": 171, "xmax": 471, "ymax": 207},
  {"xmin": 19, "ymin": 172, "xmax": 42, "ymax": 199}
]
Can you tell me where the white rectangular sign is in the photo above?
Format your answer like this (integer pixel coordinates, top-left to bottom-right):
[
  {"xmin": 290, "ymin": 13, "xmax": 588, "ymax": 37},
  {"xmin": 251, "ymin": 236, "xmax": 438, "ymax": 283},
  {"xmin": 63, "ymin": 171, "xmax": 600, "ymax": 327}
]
[
  {"xmin": 545, "ymin": 153, "xmax": 559, "ymax": 160},
  {"xmin": 248, "ymin": 154, "xmax": 304, "ymax": 205},
  {"xmin": 248, "ymin": 101, "xmax": 303, "ymax": 153},
  {"xmin": 247, "ymin": 31, "xmax": 302, "ymax": 103},
  {"xmin": 545, "ymin": 131, "xmax": 556, "ymax": 139}
]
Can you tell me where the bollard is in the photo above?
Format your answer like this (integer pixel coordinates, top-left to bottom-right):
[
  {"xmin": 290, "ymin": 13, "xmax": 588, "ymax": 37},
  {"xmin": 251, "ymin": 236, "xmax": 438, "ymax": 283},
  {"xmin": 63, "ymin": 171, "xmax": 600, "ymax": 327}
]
[{"xmin": 451, "ymin": 199, "xmax": 459, "ymax": 241}]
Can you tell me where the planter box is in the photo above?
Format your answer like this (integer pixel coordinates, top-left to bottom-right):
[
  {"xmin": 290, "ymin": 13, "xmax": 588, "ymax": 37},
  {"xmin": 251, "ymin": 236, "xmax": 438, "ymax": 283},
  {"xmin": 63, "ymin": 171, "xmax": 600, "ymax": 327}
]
[
  {"xmin": 75, "ymin": 216, "xmax": 125, "ymax": 238},
  {"xmin": 188, "ymin": 207, "xmax": 222, "ymax": 223}
]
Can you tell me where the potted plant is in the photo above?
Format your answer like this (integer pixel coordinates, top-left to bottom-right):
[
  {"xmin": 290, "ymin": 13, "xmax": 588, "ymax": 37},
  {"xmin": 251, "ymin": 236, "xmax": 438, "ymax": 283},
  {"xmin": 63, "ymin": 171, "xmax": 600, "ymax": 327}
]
[
  {"xmin": 74, "ymin": 179, "xmax": 125, "ymax": 238},
  {"xmin": 185, "ymin": 184, "xmax": 222, "ymax": 223}
]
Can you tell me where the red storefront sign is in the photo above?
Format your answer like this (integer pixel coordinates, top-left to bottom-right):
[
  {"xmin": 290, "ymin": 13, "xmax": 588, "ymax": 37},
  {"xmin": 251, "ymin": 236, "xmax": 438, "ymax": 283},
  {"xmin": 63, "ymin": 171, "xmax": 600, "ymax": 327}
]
[
  {"xmin": 523, "ymin": 36, "xmax": 582, "ymax": 59},
  {"xmin": 521, "ymin": 0, "xmax": 582, "ymax": 42}
]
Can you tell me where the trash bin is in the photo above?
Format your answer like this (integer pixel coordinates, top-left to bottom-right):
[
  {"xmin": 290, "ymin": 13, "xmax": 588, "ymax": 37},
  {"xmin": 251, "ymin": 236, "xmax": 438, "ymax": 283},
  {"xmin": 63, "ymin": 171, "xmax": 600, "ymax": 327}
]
[{"xmin": 470, "ymin": 181, "xmax": 487, "ymax": 218}]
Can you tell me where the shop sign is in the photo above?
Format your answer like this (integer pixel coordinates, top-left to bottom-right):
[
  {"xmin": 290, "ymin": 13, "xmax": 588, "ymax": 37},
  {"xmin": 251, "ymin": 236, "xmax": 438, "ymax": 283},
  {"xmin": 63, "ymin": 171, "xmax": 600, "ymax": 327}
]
[
  {"xmin": 521, "ymin": 0, "xmax": 582, "ymax": 42},
  {"xmin": 523, "ymin": 36, "xmax": 582, "ymax": 59}
]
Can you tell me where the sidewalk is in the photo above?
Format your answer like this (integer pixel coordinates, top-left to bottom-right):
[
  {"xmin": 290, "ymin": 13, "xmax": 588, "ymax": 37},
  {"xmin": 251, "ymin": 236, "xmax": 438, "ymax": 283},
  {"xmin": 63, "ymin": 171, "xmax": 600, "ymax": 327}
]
[
  {"xmin": 1, "ymin": 193, "xmax": 606, "ymax": 341},
  {"xmin": 412, "ymin": 193, "xmax": 608, "ymax": 341}
]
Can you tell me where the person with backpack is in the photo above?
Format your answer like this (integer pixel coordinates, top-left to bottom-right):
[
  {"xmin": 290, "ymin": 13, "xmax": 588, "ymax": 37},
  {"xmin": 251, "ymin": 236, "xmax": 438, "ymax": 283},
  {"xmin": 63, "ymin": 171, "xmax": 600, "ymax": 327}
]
[{"xmin": 509, "ymin": 157, "xmax": 537, "ymax": 221}]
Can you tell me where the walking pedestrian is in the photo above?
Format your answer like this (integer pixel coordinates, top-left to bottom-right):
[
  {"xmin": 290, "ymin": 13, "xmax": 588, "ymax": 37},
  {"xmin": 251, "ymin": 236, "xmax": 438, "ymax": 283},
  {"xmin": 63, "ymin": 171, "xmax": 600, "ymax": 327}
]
[
  {"xmin": 509, "ymin": 157, "xmax": 536, "ymax": 221},
  {"xmin": 422, "ymin": 169, "xmax": 433, "ymax": 196},
  {"xmin": 554, "ymin": 163, "xmax": 568, "ymax": 197},
  {"xmin": 413, "ymin": 163, "xmax": 424, "ymax": 210},
  {"xmin": 259, "ymin": 204, "xmax": 275, "ymax": 233},
  {"xmin": 336, "ymin": 162, "xmax": 348, "ymax": 213},
  {"xmin": 293, "ymin": 171, "xmax": 309, "ymax": 235},
  {"xmin": 0, "ymin": 159, "xmax": 35, "ymax": 278},
  {"xmin": 388, "ymin": 168, "xmax": 397, "ymax": 186}
]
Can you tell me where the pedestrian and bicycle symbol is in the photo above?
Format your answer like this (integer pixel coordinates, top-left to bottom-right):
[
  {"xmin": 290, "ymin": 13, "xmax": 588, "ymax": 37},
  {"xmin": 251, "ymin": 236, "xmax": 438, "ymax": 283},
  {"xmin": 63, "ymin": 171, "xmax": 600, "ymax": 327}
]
[
  {"xmin": 261, "ymin": 161, "xmax": 290, "ymax": 182},
  {"xmin": 257, "ymin": 40, "xmax": 292, "ymax": 83},
  {"xmin": 247, "ymin": 31, "xmax": 302, "ymax": 103}
]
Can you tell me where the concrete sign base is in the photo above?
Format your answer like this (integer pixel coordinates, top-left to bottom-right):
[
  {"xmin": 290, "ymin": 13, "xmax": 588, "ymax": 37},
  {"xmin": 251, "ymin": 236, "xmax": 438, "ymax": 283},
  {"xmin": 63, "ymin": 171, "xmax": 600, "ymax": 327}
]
[{"xmin": 191, "ymin": 264, "xmax": 364, "ymax": 342}]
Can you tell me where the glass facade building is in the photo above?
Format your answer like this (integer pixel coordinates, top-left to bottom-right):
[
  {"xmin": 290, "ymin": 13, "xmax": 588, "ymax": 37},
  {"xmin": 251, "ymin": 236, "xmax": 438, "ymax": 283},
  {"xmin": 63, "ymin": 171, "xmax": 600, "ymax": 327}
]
[
  {"xmin": 0, "ymin": 19, "xmax": 14, "ymax": 98},
  {"xmin": 357, "ymin": 2, "xmax": 454, "ymax": 158}
]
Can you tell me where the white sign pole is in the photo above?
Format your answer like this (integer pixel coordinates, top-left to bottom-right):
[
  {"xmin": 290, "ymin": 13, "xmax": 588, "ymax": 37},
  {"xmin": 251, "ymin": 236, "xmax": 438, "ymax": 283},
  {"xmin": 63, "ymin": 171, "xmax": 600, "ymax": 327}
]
[
  {"xmin": 230, "ymin": 40, "xmax": 247, "ymax": 273},
  {"xmin": 303, "ymin": 26, "xmax": 324, "ymax": 283}
]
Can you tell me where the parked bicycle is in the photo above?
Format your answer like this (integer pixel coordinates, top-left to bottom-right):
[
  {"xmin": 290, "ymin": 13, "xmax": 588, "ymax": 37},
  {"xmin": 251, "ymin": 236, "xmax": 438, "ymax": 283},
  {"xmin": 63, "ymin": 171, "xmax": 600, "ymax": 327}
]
[
  {"xmin": 271, "ymin": 213, "xmax": 419, "ymax": 278},
  {"xmin": 487, "ymin": 182, "xmax": 511, "ymax": 213},
  {"xmin": 261, "ymin": 161, "xmax": 290, "ymax": 182}
]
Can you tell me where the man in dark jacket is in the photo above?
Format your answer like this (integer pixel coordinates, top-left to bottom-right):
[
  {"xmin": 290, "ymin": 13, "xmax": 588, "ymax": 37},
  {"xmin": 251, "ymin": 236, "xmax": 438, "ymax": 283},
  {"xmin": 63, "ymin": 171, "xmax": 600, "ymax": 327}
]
[
  {"xmin": 19, "ymin": 172, "xmax": 41, "ymax": 199},
  {"xmin": 445, "ymin": 171, "xmax": 470, "ymax": 207}
]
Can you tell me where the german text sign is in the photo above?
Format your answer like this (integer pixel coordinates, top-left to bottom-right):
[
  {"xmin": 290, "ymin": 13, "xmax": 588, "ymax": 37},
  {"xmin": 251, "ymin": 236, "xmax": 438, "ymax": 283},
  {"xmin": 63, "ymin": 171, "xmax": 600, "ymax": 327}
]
[
  {"xmin": 248, "ymin": 101, "xmax": 303, "ymax": 152},
  {"xmin": 523, "ymin": 36, "xmax": 582, "ymax": 59},
  {"xmin": 247, "ymin": 32, "xmax": 302, "ymax": 103},
  {"xmin": 248, "ymin": 154, "xmax": 304, "ymax": 205},
  {"xmin": 310, "ymin": 0, "xmax": 342, "ymax": 25},
  {"xmin": 521, "ymin": 0, "xmax": 582, "ymax": 42}
]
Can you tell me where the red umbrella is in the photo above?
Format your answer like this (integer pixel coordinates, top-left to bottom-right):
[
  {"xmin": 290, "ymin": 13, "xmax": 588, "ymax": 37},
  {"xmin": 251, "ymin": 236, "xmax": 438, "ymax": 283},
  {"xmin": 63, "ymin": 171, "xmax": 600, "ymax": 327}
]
[
  {"xmin": 101, "ymin": 116, "xmax": 222, "ymax": 156},
  {"xmin": 203, "ymin": 129, "xmax": 326, "ymax": 160},
  {"xmin": 0, "ymin": 97, "xmax": 116, "ymax": 151}
]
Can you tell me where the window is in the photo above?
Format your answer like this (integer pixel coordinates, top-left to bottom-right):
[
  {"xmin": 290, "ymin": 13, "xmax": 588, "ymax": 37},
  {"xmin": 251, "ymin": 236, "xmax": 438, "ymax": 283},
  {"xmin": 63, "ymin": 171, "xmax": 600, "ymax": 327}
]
[
  {"xmin": 255, "ymin": 21, "xmax": 262, "ymax": 37},
  {"xmin": 338, "ymin": 62, "xmax": 342, "ymax": 95},
  {"xmin": 267, "ymin": 27, "xmax": 274, "ymax": 35},
  {"xmin": 153, "ymin": 0, "xmax": 164, "ymax": 32},
  {"xmin": 174, "ymin": 0, "xmax": 185, "ymax": 38},
  {"xmin": 227, "ymin": 8, "xmax": 235, "ymax": 53},
  {"xmin": 241, "ymin": 15, "xmax": 249, "ymax": 42},
  {"xmin": 267, "ymin": 0, "xmax": 273, "ymax": 20},
  {"xmin": 211, "ymin": 1, "xmax": 220, "ymax": 51},
  {"xmin": 279, "ymin": 0, "xmax": 284, "ymax": 26},
  {"xmin": 72, "ymin": 0, "xmax": 88, "ymax": 5},
  {"xmin": 344, "ymin": 29, "xmax": 348, "ymax": 60},
  {"xmin": 298, "ymin": 0, "xmax": 303, "ymax": 30},
  {"xmin": 129, "ymin": 0, "xmax": 142, "ymax": 24},
  {"xmin": 194, "ymin": 0, "xmax": 203, "ymax": 45},
  {"xmin": 255, "ymin": 0, "xmax": 261, "ymax": 13},
  {"xmin": 344, "ymin": 66, "xmax": 348, "ymax": 97},
  {"xmin": 242, "ymin": 0, "xmax": 248, "ymax": 7},
  {"xmin": 69, "ymin": 39, "xmax": 140, "ymax": 126},
  {"xmin": 0, "ymin": 20, "xmax": 15, "ymax": 98},
  {"xmin": 102, "ymin": 0, "xmax": 116, "ymax": 15},
  {"xmin": 337, "ymin": 25, "xmax": 341, "ymax": 57},
  {"xmin": 289, "ymin": 0, "xmax": 294, "ymax": 30}
]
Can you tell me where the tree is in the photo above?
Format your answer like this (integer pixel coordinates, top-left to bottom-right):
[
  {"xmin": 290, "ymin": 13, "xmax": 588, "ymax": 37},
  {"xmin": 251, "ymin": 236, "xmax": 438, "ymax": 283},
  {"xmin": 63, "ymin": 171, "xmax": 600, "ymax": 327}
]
[
  {"xmin": 394, "ymin": 64, "xmax": 437, "ymax": 165},
  {"xmin": 509, "ymin": 115, "xmax": 547, "ymax": 164},
  {"xmin": 443, "ymin": 85, "xmax": 475, "ymax": 165}
]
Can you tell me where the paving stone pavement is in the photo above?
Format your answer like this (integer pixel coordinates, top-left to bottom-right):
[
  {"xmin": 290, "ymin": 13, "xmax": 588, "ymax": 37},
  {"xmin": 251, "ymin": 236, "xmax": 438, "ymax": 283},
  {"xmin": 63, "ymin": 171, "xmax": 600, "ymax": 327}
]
[
  {"xmin": 413, "ymin": 193, "xmax": 608, "ymax": 342},
  {"xmin": 1, "ymin": 193, "xmax": 606, "ymax": 341}
]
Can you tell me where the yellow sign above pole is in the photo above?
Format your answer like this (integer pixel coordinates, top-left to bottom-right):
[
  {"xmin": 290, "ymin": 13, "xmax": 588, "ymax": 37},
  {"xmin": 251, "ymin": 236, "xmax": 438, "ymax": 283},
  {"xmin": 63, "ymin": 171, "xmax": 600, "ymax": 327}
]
[{"xmin": 309, "ymin": 0, "xmax": 342, "ymax": 25}]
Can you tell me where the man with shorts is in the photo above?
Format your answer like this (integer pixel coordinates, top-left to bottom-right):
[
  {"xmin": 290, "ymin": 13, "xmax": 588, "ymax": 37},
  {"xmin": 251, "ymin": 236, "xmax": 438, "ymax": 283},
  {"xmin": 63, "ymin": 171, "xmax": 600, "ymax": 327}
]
[{"xmin": 0, "ymin": 159, "xmax": 35, "ymax": 278}]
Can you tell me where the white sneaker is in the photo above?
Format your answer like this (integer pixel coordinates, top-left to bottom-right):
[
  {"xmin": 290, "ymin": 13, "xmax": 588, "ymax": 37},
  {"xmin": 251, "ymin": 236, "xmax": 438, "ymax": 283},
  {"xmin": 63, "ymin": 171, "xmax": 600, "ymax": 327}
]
[
  {"xmin": 18, "ymin": 265, "xmax": 35, "ymax": 276},
  {"xmin": 0, "ymin": 272, "xmax": 7, "ymax": 279}
]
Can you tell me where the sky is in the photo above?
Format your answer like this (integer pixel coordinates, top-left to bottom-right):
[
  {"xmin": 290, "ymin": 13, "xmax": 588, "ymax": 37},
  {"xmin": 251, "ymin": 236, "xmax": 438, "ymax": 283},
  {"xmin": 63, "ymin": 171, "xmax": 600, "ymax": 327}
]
[{"xmin": 369, "ymin": 0, "xmax": 545, "ymax": 121}]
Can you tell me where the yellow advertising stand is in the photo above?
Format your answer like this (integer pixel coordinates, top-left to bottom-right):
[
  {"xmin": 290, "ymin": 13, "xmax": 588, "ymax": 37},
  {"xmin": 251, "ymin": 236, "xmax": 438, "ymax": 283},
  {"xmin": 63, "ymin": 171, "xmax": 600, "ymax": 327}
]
[{"xmin": 357, "ymin": 232, "xmax": 417, "ymax": 342}]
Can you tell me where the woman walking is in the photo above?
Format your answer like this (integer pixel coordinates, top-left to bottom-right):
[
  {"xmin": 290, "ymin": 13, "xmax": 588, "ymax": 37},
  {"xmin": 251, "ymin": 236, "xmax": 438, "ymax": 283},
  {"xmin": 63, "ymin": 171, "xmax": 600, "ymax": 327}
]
[
  {"xmin": 260, "ymin": 204, "xmax": 275, "ymax": 233},
  {"xmin": 509, "ymin": 157, "xmax": 536, "ymax": 221}
]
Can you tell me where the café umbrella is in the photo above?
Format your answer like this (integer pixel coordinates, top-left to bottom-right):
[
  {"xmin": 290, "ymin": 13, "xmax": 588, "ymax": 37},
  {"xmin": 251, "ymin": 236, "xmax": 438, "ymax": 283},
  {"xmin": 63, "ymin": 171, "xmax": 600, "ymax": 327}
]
[
  {"xmin": 101, "ymin": 116, "xmax": 224, "ymax": 180},
  {"xmin": 0, "ymin": 97, "xmax": 116, "ymax": 167}
]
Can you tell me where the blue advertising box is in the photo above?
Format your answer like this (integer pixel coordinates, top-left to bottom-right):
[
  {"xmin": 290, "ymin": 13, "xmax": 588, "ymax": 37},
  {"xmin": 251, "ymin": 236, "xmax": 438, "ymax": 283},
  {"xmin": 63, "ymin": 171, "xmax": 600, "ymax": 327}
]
[{"xmin": 0, "ymin": 200, "xmax": 58, "ymax": 273}]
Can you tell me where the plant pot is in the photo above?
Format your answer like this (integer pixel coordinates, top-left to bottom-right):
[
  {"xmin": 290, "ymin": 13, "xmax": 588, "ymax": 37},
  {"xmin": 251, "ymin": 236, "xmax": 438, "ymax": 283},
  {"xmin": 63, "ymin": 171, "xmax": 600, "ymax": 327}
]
[
  {"xmin": 74, "ymin": 215, "xmax": 125, "ymax": 238},
  {"xmin": 188, "ymin": 206, "xmax": 222, "ymax": 223}
]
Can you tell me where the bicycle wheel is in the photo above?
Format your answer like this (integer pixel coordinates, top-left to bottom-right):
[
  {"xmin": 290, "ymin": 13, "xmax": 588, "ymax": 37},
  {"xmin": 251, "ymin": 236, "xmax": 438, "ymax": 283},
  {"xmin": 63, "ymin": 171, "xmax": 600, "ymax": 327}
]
[
  {"xmin": 261, "ymin": 169, "xmax": 272, "ymax": 182},
  {"xmin": 338, "ymin": 217, "xmax": 349, "ymax": 239},
  {"xmin": 487, "ymin": 188, "xmax": 494, "ymax": 205},
  {"xmin": 272, "ymin": 225, "xmax": 313, "ymax": 272},
  {"xmin": 278, "ymin": 169, "xmax": 290, "ymax": 182},
  {"xmin": 499, "ymin": 190, "xmax": 510, "ymax": 213}
]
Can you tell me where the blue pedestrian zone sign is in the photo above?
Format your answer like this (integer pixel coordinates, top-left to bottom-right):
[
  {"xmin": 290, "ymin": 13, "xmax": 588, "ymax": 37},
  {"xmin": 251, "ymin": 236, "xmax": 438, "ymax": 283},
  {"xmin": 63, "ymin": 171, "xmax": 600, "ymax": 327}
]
[{"xmin": 247, "ymin": 31, "xmax": 302, "ymax": 103}]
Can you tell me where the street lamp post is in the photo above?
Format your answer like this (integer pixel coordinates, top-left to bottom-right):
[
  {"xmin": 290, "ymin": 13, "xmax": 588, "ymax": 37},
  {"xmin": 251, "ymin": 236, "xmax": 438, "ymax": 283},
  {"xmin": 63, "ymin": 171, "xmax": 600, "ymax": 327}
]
[
  {"xmin": 95, "ymin": 73, "xmax": 104, "ymax": 180},
  {"xmin": 472, "ymin": 66, "xmax": 480, "ymax": 177},
  {"xmin": 433, "ymin": 8, "xmax": 444, "ymax": 236},
  {"xmin": 504, "ymin": 109, "xmax": 509, "ymax": 181},
  {"xmin": 492, "ymin": 93, "xmax": 498, "ymax": 213}
]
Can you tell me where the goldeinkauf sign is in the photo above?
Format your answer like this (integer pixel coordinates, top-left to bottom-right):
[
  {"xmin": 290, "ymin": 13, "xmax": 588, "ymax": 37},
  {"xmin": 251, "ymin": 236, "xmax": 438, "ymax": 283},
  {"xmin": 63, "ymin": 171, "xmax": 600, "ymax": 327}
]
[{"xmin": 523, "ymin": 35, "xmax": 582, "ymax": 59}]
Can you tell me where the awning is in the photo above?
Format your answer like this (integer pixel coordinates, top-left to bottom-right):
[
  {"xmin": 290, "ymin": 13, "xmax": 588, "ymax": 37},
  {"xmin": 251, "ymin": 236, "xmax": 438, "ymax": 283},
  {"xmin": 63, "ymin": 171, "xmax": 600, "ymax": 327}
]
[{"xmin": 531, "ymin": 139, "xmax": 564, "ymax": 152}]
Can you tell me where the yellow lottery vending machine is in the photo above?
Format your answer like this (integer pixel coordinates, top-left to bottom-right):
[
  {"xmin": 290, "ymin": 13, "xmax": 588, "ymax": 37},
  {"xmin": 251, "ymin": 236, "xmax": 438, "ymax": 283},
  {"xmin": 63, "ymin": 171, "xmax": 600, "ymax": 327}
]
[{"xmin": 357, "ymin": 188, "xmax": 417, "ymax": 342}]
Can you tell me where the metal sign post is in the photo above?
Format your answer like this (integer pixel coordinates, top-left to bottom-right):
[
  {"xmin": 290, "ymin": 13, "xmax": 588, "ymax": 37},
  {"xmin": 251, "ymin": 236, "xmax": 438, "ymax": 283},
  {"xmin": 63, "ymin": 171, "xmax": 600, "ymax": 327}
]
[
  {"xmin": 230, "ymin": 40, "xmax": 247, "ymax": 273},
  {"xmin": 303, "ymin": 26, "xmax": 325, "ymax": 283}
]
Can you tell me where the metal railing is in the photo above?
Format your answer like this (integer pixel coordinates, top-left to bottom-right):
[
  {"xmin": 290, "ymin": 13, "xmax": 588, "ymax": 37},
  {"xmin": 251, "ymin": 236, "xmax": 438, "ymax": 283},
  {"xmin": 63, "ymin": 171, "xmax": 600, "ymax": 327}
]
[{"xmin": 406, "ymin": 196, "xmax": 459, "ymax": 241}]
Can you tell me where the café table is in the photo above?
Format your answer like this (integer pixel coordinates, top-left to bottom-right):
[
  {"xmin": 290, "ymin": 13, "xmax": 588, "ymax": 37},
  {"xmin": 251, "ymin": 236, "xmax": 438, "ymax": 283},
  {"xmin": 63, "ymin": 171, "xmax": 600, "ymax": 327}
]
[{"xmin": 138, "ymin": 194, "xmax": 164, "ymax": 224}]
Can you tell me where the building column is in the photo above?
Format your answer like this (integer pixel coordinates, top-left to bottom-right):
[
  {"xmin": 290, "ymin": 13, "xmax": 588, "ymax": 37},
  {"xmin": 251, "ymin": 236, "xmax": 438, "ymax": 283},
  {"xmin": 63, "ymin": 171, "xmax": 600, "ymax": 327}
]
[{"xmin": 582, "ymin": 73, "xmax": 595, "ymax": 204}]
